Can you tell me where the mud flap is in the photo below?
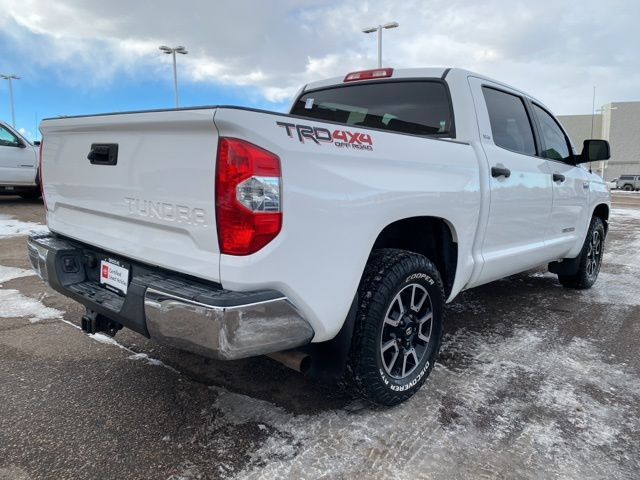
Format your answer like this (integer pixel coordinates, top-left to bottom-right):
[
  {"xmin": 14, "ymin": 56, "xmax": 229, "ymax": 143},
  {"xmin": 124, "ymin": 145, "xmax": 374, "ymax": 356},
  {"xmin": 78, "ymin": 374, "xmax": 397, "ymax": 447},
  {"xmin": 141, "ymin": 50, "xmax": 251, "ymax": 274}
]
[{"xmin": 548, "ymin": 256, "xmax": 581, "ymax": 276}]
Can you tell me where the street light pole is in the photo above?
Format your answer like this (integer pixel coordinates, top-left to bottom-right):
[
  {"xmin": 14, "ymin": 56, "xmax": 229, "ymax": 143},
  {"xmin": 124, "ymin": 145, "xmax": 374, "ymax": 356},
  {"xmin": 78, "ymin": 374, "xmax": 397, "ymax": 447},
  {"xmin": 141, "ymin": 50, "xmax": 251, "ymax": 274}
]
[
  {"xmin": 377, "ymin": 25, "xmax": 382, "ymax": 68},
  {"xmin": 362, "ymin": 22, "xmax": 399, "ymax": 68},
  {"xmin": 1, "ymin": 73, "xmax": 20, "ymax": 127},
  {"xmin": 171, "ymin": 50, "xmax": 179, "ymax": 107},
  {"xmin": 590, "ymin": 85, "xmax": 596, "ymax": 138},
  {"xmin": 159, "ymin": 46, "xmax": 188, "ymax": 108}
]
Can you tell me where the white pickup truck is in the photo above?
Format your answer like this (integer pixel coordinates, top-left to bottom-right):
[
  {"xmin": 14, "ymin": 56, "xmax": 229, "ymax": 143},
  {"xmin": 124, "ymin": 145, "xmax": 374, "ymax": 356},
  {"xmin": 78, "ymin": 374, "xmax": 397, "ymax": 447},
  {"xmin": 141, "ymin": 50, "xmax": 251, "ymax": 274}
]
[
  {"xmin": 29, "ymin": 67, "xmax": 611, "ymax": 406},
  {"xmin": 0, "ymin": 120, "xmax": 41, "ymax": 198}
]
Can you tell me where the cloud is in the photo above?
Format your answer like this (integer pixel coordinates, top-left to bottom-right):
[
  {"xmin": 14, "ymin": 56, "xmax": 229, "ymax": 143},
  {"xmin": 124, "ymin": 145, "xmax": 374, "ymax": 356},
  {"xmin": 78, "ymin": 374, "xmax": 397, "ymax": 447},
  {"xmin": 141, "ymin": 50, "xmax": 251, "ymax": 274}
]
[{"xmin": 0, "ymin": 0, "xmax": 638, "ymax": 113}]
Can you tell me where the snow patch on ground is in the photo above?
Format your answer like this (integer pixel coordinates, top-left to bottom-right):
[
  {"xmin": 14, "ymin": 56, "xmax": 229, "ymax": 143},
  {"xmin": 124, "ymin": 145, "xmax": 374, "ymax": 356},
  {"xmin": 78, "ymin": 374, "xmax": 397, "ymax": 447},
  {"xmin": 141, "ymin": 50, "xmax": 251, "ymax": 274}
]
[
  {"xmin": 210, "ymin": 327, "xmax": 640, "ymax": 480},
  {"xmin": 89, "ymin": 332, "xmax": 126, "ymax": 348},
  {"xmin": 129, "ymin": 352, "xmax": 179, "ymax": 372},
  {"xmin": 0, "ymin": 265, "xmax": 35, "ymax": 284},
  {"xmin": 606, "ymin": 209, "xmax": 640, "ymax": 269},
  {"xmin": 0, "ymin": 289, "xmax": 62, "ymax": 322},
  {"xmin": 578, "ymin": 271, "xmax": 640, "ymax": 306},
  {"xmin": 0, "ymin": 214, "xmax": 48, "ymax": 237},
  {"xmin": 78, "ymin": 332, "xmax": 178, "ymax": 372},
  {"xmin": 611, "ymin": 207, "xmax": 640, "ymax": 221}
]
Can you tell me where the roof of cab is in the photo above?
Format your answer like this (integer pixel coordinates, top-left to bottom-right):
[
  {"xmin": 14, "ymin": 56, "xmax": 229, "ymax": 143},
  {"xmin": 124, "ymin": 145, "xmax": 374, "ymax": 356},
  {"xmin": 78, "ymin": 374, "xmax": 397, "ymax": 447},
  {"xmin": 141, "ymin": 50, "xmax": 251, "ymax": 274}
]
[{"xmin": 301, "ymin": 67, "xmax": 546, "ymax": 110}]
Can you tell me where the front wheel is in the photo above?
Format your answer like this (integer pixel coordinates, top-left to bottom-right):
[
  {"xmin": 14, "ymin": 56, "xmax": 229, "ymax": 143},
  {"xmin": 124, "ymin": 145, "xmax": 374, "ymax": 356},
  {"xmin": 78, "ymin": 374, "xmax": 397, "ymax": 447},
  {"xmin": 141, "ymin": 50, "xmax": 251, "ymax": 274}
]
[
  {"xmin": 622, "ymin": 184, "xmax": 633, "ymax": 191},
  {"xmin": 558, "ymin": 217, "xmax": 605, "ymax": 289},
  {"xmin": 345, "ymin": 249, "xmax": 444, "ymax": 406}
]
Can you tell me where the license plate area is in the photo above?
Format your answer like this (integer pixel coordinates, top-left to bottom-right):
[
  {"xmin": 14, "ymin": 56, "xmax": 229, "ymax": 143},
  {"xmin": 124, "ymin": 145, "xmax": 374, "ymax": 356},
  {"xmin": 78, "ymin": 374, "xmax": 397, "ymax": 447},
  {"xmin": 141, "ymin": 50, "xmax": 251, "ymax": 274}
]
[{"xmin": 99, "ymin": 256, "xmax": 130, "ymax": 296}]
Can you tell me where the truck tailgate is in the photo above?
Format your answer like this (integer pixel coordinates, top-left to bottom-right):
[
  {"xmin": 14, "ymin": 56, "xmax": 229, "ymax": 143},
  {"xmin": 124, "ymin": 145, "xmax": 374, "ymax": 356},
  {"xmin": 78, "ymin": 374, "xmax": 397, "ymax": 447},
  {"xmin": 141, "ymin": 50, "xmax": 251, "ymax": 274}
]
[{"xmin": 40, "ymin": 108, "xmax": 221, "ymax": 283}]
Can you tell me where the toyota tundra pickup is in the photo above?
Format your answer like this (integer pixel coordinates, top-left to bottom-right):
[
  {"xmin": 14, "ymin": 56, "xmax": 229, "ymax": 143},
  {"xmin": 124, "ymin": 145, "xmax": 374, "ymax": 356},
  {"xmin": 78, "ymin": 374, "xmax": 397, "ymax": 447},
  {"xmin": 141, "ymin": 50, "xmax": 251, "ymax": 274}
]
[{"xmin": 29, "ymin": 67, "xmax": 611, "ymax": 406}]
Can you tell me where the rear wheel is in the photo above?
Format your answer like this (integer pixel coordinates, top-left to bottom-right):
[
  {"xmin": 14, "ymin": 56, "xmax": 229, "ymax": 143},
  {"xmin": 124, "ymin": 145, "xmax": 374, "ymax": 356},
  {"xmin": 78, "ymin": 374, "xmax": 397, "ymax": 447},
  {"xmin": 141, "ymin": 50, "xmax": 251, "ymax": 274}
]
[
  {"xmin": 345, "ymin": 249, "xmax": 444, "ymax": 406},
  {"xmin": 558, "ymin": 217, "xmax": 605, "ymax": 289}
]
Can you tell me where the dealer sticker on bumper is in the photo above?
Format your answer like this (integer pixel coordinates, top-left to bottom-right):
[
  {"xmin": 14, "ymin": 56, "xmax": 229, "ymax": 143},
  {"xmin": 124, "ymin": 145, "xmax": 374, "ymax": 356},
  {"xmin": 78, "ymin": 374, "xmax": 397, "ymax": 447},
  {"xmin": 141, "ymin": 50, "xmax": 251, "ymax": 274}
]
[{"xmin": 100, "ymin": 258, "xmax": 130, "ymax": 295}]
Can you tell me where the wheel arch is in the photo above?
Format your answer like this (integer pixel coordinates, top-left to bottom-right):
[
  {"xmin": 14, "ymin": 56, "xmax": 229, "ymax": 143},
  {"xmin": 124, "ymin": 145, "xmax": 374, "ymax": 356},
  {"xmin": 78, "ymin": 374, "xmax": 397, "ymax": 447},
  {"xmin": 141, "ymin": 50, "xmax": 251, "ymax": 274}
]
[
  {"xmin": 370, "ymin": 216, "xmax": 458, "ymax": 299},
  {"xmin": 592, "ymin": 203, "xmax": 609, "ymax": 233},
  {"xmin": 304, "ymin": 216, "xmax": 458, "ymax": 382},
  {"xmin": 549, "ymin": 206, "xmax": 608, "ymax": 276}
]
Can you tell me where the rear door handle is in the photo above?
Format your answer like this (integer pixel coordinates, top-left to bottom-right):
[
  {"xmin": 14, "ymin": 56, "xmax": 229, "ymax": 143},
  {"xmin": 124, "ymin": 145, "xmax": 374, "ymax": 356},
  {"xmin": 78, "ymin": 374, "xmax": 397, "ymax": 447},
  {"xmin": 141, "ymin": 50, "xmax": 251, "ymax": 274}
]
[
  {"xmin": 553, "ymin": 173, "xmax": 565, "ymax": 183},
  {"xmin": 491, "ymin": 166, "xmax": 511, "ymax": 178}
]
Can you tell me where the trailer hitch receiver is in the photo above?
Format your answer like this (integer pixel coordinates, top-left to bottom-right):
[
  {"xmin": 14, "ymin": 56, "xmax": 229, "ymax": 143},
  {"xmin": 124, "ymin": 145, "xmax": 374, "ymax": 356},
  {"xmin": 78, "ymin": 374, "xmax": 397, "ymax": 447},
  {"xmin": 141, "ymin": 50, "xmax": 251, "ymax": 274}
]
[{"xmin": 81, "ymin": 310, "xmax": 123, "ymax": 337}]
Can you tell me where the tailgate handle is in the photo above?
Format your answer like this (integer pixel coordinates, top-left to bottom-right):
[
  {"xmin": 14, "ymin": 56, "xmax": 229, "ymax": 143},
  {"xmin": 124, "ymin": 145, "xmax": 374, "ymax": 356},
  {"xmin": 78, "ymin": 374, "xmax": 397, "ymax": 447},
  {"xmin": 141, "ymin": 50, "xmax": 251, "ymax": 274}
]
[{"xmin": 88, "ymin": 143, "xmax": 118, "ymax": 165}]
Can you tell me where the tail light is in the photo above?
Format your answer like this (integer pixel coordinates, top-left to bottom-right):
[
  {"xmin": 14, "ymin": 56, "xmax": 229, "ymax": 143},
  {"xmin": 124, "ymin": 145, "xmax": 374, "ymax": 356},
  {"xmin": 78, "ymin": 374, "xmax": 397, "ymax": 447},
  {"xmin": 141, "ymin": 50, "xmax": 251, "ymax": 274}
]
[
  {"xmin": 344, "ymin": 68, "xmax": 393, "ymax": 82},
  {"xmin": 38, "ymin": 140, "xmax": 47, "ymax": 211},
  {"xmin": 215, "ymin": 138, "xmax": 282, "ymax": 255}
]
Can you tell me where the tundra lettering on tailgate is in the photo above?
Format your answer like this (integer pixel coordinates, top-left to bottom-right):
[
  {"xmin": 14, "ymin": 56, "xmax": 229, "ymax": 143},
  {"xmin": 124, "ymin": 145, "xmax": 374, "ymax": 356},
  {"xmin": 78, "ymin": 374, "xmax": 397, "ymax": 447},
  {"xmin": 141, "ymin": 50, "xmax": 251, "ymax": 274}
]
[
  {"xmin": 277, "ymin": 121, "xmax": 373, "ymax": 151},
  {"xmin": 125, "ymin": 197, "xmax": 208, "ymax": 227}
]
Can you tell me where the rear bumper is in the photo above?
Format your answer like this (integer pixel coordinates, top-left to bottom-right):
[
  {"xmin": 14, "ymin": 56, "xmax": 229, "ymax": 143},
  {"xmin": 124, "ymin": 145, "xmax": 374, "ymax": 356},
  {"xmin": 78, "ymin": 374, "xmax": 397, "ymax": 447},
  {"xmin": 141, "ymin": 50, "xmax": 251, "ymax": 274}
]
[
  {"xmin": 27, "ymin": 233, "xmax": 314, "ymax": 360},
  {"xmin": 0, "ymin": 184, "xmax": 39, "ymax": 194}
]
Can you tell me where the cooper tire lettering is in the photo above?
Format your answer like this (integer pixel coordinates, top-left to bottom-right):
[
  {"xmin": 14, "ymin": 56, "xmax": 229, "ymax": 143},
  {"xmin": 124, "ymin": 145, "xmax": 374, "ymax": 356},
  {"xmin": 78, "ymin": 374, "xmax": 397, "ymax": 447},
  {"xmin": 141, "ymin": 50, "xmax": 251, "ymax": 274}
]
[{"xmin": 405, "ymin": 272, "xmax": 434, "ymax": 285}]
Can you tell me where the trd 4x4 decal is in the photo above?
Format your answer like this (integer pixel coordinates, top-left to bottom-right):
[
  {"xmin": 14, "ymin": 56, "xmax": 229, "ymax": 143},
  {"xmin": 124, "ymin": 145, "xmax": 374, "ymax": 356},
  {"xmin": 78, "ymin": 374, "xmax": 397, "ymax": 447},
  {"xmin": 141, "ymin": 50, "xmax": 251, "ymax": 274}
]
[{"xmin": 277, "ymin": 121, "xmax": 373, "ymax": 151}]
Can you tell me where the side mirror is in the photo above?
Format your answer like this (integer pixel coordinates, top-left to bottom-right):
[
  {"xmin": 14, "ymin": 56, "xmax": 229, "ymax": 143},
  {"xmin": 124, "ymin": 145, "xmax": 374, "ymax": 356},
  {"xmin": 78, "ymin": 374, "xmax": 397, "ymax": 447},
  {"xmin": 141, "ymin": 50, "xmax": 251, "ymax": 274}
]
[
  {"xmin": 577, "ymin": 139, "xmax": 610, "ymax": 164},
  {"xmin": 33, "ymin": 140, "xmax": 41, "ymax": 146}
]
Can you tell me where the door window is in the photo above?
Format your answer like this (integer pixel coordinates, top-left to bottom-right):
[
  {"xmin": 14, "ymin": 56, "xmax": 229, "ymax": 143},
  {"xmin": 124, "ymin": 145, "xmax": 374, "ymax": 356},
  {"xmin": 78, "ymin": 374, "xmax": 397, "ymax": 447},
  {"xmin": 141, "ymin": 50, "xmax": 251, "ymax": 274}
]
[
  {"xmin": 482, "ymin": 87, "xmax": 536, "ymax": 155},
  {"xmin": 532, "ymin": 104, "xmax": 572, "ymax": 163},
  {"xmin": 0, "ymin": 125, "xmax": 21, "ymax": 147}
]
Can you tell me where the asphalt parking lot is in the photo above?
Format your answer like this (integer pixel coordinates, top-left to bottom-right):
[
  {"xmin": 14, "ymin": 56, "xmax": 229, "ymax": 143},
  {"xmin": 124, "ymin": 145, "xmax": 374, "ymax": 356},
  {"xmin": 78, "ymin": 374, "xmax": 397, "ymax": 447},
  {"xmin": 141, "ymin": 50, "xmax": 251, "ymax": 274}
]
[{"xmin": 1, "ymin": 193, "xmax": 639, "ymax": 480}]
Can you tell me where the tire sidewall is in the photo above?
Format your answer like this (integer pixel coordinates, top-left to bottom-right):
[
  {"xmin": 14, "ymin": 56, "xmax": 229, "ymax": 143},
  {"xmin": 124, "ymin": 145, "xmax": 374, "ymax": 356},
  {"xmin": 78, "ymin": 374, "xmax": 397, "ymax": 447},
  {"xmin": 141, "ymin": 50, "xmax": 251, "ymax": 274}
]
[
  {"xmin": 366, "ymin": 260, "xmax": 443, "ymax": 399},
  {"xmin": 581, "ymin": 217, "xmax": 605, "ymax": 284}
]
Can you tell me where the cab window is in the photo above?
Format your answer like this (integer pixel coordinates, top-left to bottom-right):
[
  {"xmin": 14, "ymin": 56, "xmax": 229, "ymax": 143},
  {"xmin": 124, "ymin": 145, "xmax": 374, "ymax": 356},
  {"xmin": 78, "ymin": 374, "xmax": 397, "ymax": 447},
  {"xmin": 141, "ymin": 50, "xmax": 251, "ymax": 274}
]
[
  {"xmin": 482, "ymin": 87, "xmax": 536, "ymax": 156},
  {"xmin": 0, "ymin": 125, "xmax": 21, "ymax": 147},
  {"xmin": 532, "ymin": 104, "xmax": 572, "ymax": 163}
]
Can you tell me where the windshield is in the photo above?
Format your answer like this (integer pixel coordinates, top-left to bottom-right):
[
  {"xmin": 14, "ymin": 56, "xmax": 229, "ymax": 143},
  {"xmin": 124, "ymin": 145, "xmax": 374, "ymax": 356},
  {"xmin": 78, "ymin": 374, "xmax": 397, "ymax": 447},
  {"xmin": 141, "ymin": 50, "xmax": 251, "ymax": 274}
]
[{"xmin": 290, "ymin": 80, "xmax": 454, "ymax": 137}]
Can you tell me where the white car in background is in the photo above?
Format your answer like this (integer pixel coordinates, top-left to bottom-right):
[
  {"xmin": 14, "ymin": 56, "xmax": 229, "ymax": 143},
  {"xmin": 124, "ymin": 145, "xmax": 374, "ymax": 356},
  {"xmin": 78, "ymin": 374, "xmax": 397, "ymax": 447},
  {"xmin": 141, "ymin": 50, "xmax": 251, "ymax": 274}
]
[{"xmin": 0, "ymin": 120, "xmax": 41, "ymax": 199}]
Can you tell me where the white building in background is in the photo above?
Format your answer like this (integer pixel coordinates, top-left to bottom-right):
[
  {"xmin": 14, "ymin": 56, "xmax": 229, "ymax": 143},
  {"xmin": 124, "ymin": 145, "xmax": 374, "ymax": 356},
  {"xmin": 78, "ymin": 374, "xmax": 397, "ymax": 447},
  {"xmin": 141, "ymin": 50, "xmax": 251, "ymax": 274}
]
[{"xmin": 558, "ymin": 101, "xmax": 640, "ymax": 181}]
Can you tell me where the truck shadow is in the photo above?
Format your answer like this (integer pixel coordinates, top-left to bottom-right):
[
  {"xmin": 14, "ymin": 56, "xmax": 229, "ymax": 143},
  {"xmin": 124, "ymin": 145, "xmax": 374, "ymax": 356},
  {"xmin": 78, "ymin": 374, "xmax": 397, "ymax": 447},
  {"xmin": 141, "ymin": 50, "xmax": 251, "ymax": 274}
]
[
  {"xmin": 158, "ymin": 268, "xmax": 570, "ymax": 415},
  {"xmin": 150, "ymin": 346, "xmax": 355, "ymax": 415}
]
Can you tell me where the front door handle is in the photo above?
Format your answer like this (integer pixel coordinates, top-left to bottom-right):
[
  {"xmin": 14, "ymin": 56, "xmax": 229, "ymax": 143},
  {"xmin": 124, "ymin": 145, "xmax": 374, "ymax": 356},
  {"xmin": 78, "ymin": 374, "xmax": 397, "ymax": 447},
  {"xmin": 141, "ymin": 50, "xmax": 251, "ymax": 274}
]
[
  {"xmin": 491, "ymin": 166, "xmax": 511, "ymax": 178},
  {"xmin": 553, "ymin": 173, "xmax": 565, "ymax": 183}
]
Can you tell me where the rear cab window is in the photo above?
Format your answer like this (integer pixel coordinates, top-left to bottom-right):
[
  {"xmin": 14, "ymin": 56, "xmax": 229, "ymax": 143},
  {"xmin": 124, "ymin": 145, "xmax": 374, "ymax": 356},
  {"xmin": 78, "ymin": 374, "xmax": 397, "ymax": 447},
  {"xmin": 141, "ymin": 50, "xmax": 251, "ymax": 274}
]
[{"xmin": 290, "ymin": 80, "xmax": 454, "ymax": 137}]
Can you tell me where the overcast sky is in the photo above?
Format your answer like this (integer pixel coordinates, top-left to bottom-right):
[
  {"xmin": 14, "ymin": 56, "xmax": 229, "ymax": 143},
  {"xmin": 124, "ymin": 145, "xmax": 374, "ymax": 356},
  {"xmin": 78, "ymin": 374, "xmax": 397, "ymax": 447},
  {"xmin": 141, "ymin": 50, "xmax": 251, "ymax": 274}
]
[{"xmin": 1, "ymin": 0, "xmax": 638, "ymax": 140}]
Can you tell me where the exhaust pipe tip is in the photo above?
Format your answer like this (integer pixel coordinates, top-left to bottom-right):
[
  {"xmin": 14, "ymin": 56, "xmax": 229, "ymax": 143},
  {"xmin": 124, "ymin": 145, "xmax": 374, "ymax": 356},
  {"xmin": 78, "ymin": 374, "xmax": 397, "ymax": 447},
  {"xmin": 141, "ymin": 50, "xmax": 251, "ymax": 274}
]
[
  {"xmin": 266, "ymin": 350, "xmax": 312, "ymax": 374},
  {"xmin": 298, "ymin": 354, "xmax": 312, "ymax": 374}
]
